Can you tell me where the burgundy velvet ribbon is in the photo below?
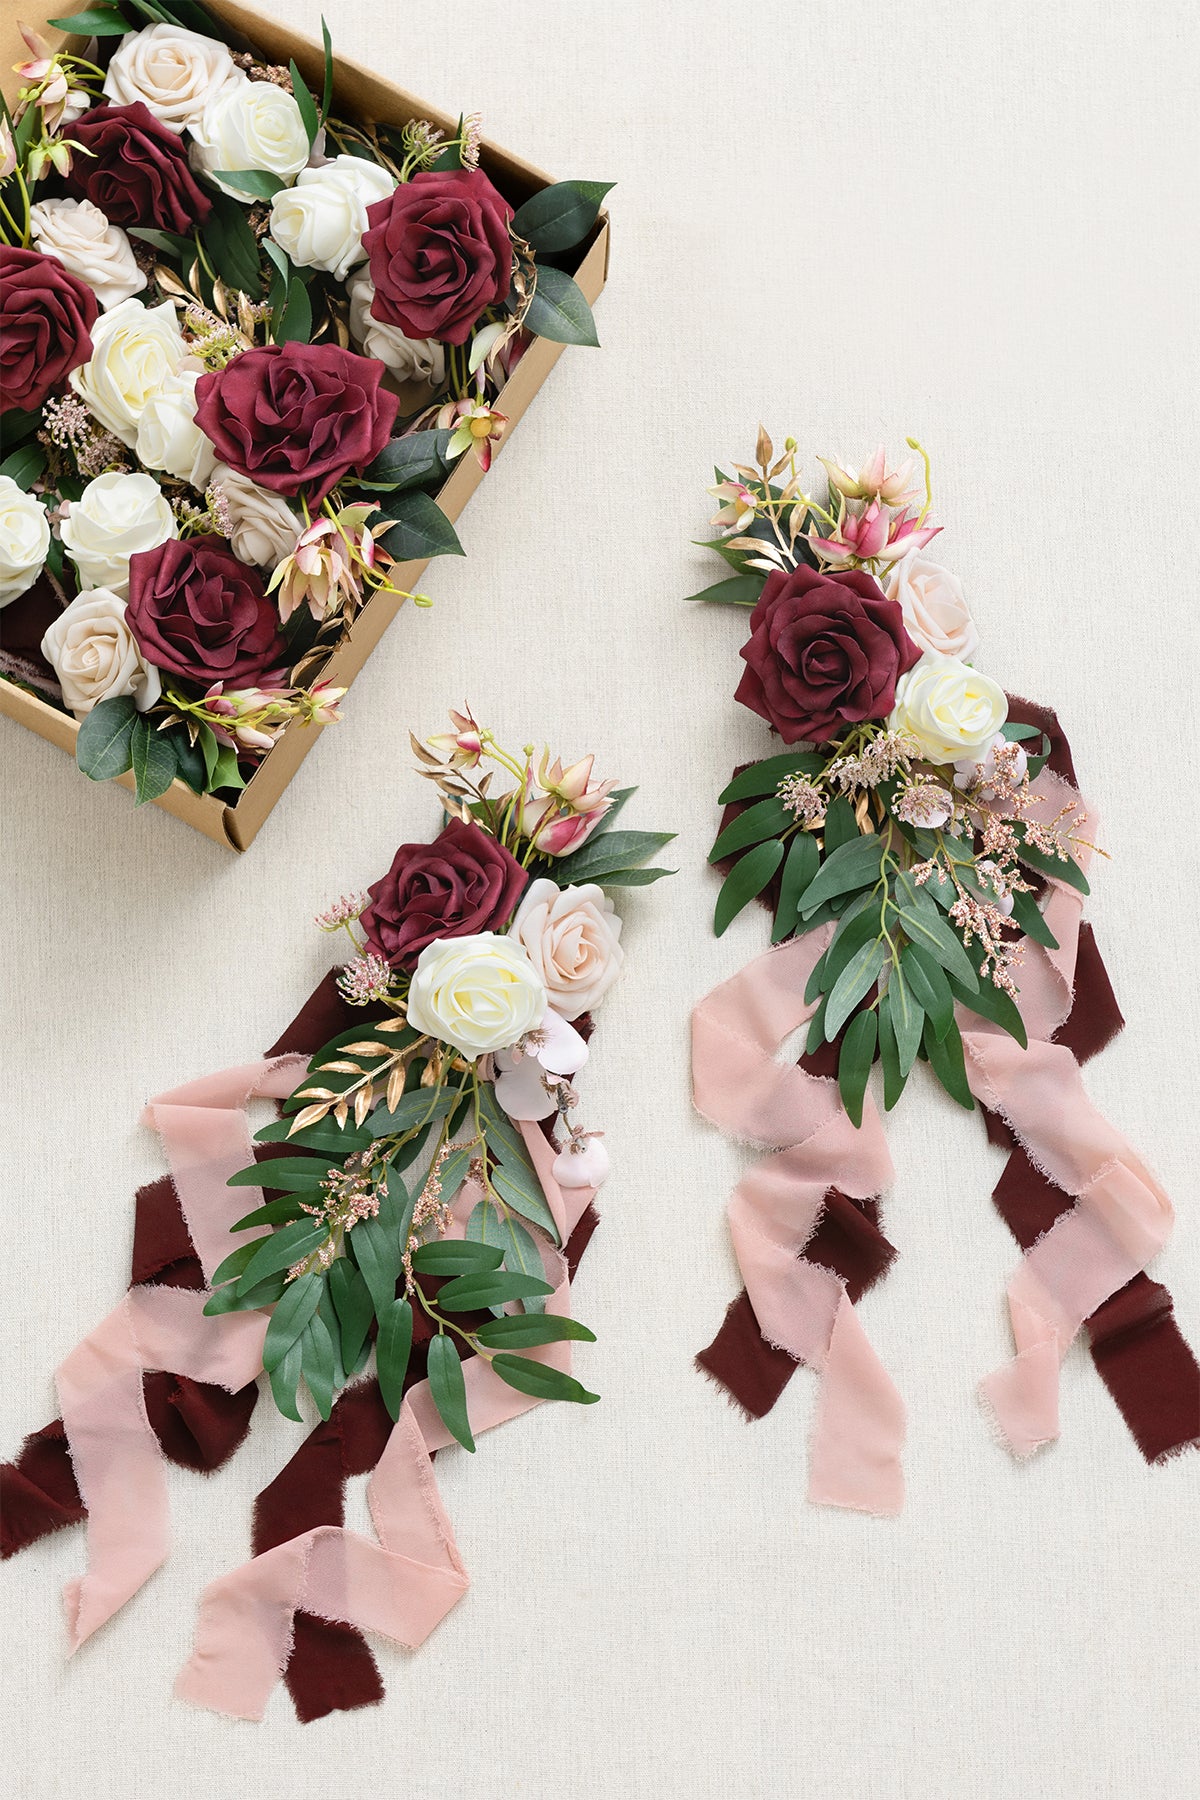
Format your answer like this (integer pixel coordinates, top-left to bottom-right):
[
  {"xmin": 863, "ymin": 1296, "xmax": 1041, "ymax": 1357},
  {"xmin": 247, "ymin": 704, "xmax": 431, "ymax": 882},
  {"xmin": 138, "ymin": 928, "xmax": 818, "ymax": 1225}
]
[{"xmin": 698, "ymin": 699, "xmax": 1200, "ymax": 1464}]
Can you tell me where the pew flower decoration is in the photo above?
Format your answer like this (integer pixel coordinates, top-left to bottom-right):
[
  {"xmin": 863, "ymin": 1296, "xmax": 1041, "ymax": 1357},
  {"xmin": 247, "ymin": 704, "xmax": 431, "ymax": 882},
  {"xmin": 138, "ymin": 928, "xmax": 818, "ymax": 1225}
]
[
  {"xmin": 692, "ymin": 430, "xmax": 1100, "ymax": 1124},
  {"xmin": 0, "ymin": 5, "xmax": 610, "ymax": 804},
  {"xmin": 209, "ymin": 714, "xmax": 673, "ymax": 1429}
]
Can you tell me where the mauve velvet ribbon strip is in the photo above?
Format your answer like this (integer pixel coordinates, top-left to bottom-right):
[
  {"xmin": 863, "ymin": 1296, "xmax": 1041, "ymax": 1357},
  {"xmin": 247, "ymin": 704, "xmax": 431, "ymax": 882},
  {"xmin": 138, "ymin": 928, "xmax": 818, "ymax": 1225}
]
[{"xmin": 695, "ymin": 699, "xmax": 1198, "ymax": 1488}]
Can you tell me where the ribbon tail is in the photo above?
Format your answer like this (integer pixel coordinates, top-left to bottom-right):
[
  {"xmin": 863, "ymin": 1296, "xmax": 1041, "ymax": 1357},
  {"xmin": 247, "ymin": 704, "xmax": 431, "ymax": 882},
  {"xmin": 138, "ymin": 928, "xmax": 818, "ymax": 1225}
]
[{"xmin": 809, "ymin": 1292, "xmax": 905, "ymax": 1515}]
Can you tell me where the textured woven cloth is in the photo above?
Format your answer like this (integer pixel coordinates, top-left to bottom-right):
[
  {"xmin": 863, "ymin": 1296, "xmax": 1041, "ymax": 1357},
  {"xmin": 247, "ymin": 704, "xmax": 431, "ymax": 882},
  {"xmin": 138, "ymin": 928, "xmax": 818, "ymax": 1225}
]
[{"xmin": 1, "ymin": 0, "xmax": 1198, "ymax": 1793}]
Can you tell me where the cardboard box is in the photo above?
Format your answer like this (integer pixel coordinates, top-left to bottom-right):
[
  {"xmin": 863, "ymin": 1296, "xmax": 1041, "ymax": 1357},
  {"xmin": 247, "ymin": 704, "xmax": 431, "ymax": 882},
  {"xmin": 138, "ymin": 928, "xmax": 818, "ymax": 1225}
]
[{"xmin": 0, "ymin": 0, "xmax": 609, "ymax": 848}]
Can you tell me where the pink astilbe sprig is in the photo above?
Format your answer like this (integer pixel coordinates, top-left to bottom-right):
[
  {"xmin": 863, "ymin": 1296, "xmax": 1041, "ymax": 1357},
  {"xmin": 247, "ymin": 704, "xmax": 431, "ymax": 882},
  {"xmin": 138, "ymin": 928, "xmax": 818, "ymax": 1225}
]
[
  {"xmin": 949, "ymin": 889, "xmax": 1024, "ymax": 998},
  {"xmin": 776, "ymin": 773, "xmax": 826, "ymax": 824},
  {"xmin": 337, "ymin": 953, "xmax": 397, "ymax": 1007},
  {"xmin": 315, "ymin": 892, "xmax": 370, "ymax": 932}
]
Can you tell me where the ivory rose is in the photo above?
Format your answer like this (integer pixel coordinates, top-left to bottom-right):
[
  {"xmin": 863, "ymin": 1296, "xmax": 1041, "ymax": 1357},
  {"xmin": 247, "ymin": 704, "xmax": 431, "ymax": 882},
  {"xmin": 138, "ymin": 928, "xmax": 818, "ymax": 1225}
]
[
  {"xmin": 59, "ymin": 471, "xmax": 177, "ymax": 598},
  {"xmin": 40, "ymin": 587, "xmax": 163, "ymax": 716},
  {"xmin": 888, "ymin": 652, "xmax": 1008, "ymax": 765},
  {"xmin": 269, "ymin": 156, "xmax": 394, "ymax": 282},
  {"xmin": 406, "ymin": 933, "xmax": 547, "ymax": 1060},
  {"xmin": 29, "ymin": 198, "xmax": 144, "ymax": 311},
  {"xmin": 102, "ymin": 24, "xmax": 241, "ymax": 134},
  {"xmin": 190, "ymin": 77, "xmax": 310, "ymax": 191},
  {"xmin": 210, "ymin": 463, "xmax": 302, "ymax": 568},
  {"xmin": 135, "ymin": 369, "xmax": 217, "ymax": 487},
  {"xmin": 0, "ymin": 478, "xmax": 51, "ymax": 607},
  {"xmin": 507, "ymin": 878, "xmax": 624, "ymax": 1021},
  {"xmin": 346, "ymin": 270, "xmax": 446, "ymax": 384},
  {"xmin": 885, "ymin": 551, "xmax": 979, "ymax": 661},
  {"xmin": 69, "ymin": 297, "xmax": 187, "ymax": 446}
]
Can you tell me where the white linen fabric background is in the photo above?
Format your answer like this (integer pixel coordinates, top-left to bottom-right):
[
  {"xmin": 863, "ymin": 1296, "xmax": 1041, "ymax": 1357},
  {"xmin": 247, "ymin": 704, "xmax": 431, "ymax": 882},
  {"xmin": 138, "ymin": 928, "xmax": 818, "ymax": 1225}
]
[{"xmin": 2, "ymin": 2, "xmax": 1198, "ymax": 1795}]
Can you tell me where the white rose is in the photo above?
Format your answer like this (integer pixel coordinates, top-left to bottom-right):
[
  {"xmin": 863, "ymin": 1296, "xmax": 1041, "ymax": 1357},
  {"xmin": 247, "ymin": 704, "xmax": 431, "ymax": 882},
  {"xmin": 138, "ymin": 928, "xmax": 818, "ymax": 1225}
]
[
  {"xmin": 191, "ymin": 77, "xmax": 310, "ymax": 192},
  {"xmin": 347, "ymin": 270, "xmax": 446, "ymax": 385},
  {"xmin": 889, "ymin": 653, "xmax": 1008, "ymax": 765},
  {"xmin": 269, "ymin": 156, "xmax": 393, "ymax": 282},
  {"xmin": 407, "ymin": 933, "xmax": 547, "ymax": 1061},
  {"xmin": 69, "ymin": 298, "xmax": 186, "ymax": 446},
  {"xmin": 135, "ymin": 370, "xmax": 217, "ymax": 487},
  {"xmin": 29, "ymin": 198, "xmax": 144, "ymax": 311},
  {"xmin": 59, "ymin": 471, "xmax": 177, "ymax": 599},
  {"xmin": 507, "ymin": 879, "xmax": 624, "ymax": 1022},
  {"xmin": 209, "ymin": 463, "xmax": 301, "ymax": 568},
  {"xmin": 0, "ymin": 477, "xmax": 51, "ymax": 607},
  {"xmin": 885, "ymin": 551, "xmax": 979, "ymax": 662},
  {"xmin": 103, "ymin": 24, "xmax": 241, "ymax": 134},
  {"xmin": 40, "ymin": 587, "xmax": 162, "ymax": 717}
]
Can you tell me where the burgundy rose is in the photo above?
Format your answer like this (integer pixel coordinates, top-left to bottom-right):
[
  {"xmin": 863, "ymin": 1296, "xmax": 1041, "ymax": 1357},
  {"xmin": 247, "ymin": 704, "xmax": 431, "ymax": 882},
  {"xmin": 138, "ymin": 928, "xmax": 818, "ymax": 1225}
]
[
  {"xmin": 0, "ymin": 246, "xmax": 97, "ymax": 412},
  {"xmin": 735, "ymin": 565, "xmax": 921, "ymax": 744},
  {"xmin": 362, "ymin": 169, "xmax": 513, "ymax": 347},
  {"xmin": 67, "ymin": 101, "xmax": 211, "ymax": 235},
  {"xmin": 361, "ymin": 818, "xmax": 528, "ymax": 971},
  {"xmin": 194, "ymin": 343, "xmax": 399, "ymax": 506},
  {"xmin": 126, "ymin": 537, "xmax": 286, "ymax": 689}
]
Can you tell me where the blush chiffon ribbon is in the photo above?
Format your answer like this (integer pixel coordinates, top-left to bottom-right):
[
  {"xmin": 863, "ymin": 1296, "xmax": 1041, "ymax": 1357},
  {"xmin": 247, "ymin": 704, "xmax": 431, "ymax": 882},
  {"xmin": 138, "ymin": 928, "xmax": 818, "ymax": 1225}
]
[
  {"xmin": 692, "ymin": 766, "xmax": 1177, "ymax": 1511},
  {"xmin": 49, "ymin": 1058, "xmax": 595, "ymax": 1720}
]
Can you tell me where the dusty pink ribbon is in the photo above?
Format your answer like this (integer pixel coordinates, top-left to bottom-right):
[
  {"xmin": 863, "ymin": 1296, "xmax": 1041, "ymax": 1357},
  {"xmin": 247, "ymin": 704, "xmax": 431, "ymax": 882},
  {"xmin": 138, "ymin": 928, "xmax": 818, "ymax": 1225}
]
[
  {"xmin": 52, "ymin": 1061, "xmax": 594, "ymax": 1716},
  {"xmin": 176, "ymin": 1122, "xmax": 593, "ymax": 1721},
  {"xmin": 57, "ymin": 1056, "xmax": 306, "ymax": 1648},
  {"xmin": 959, "ymin": 771, "xmax": 1174, "ymax": 1455},
  {"xmin": 692, "ymin": 926, "xmax": 905, "ymax": 1515},
  {"xmin": 693, "ymin": 766, "xmax": 1175, "ymax": 1507}
]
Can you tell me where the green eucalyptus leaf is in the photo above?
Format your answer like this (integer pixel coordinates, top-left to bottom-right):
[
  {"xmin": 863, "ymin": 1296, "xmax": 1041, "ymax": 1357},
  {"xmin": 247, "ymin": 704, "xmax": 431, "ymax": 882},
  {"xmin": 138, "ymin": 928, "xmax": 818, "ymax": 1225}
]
[
  {"xmin": 435, "ymin": 1270, "xmax": 555, "ymax": 1313},
  {"xmin": 229, "ymin": 1195, "xmax": 310, "ymax": 1232},
  {"xmin": 490, "ymin": 1163, "xmax": 561, "ymax": 1244},
  {"xmin": 268, "ymin": 1336, "xmax": 304, "ymax": 1422},
  {"xmin": 328, "ymin": 1257, "xmax": 373, "ymax": 1369},
  {"xmin": 877, "ymin": 990, "xmax": 909, "ymax": 1111},
  {"xmin": 228, "ymin": 1156, "xmax": 333, "ymax": 1190},
  {"xmin": 0, "ymin": 442, "xmax": 46, "ymax": 488},
  {"xmin": 719, "ymin": 752, "xmax": 824, "ymax": 805},
  {"xmin": 376, "ymin": 1296, "xmax": 413, "ymax": 1420},
  {"xmin": 708, "ymin": 798, "xmax": 791, "ymax": 864},
  {"xmin": 1013, "ymin": 828, "xmax": 1090, "ymax": 895},
  {"xmin": 467, "ymin": 1197, "xmax": 548, "ymax": 1312},
  {"xmin": 411, "ymin": 1240, "xmax": 504, "ymax": 1276},
  {"xmin": 237, "ymin": 1219, "xmax": 325, "ymax": 1293},
  {"xmin": 822, "ymin": 795, "xmax": 859, "ymax": 853},
  {"xmin": 923, "ymin": 1014, "xmax": 975, "ymax": 1110},
  {"xmin": 771, "ymin": 831, "xmax": 820, "ymax": 943},
  {"xmin": 289, "ymin": 60, "xmax": 320, "ymax": 146},
  {"xmin": 300, "ymin": 1309, "xmax": 336, "ymax": 1421},
  {"xmin": 255, "ymin": 1115, "xmax": 372, "ymax": 1155},
  {"xmin": 209, "ymin": 1240, "xmax": 260, "ymax": 1289},
  {"xmin": 426, "ymin": 1334, "xmax": 475, "ymax": 1451},
  {"xmin": 274, "ymin": 276, "xmax": 312, "ymax": 345},
  {"xmin": 367, "ymin": 1083, "xmax": 457, "ymax": 1139},
  {"xmin": 1009, "ymin": 887, "xmax": 1059, "ymax": 949},
  {"xmin": 474, "ymin": 1315, "xmax": 596, "ymax": 1349},
  {"xmin": 714, "ymin": 838, "xmax": 785, "ymax": 937},
  {"xmin": 900, "ymin": 942, "xmax": 954, "ymax": 1042},
  {"xmin": 216, "ymin": 168, "xmax": 286, "ymax": 199},
  {"xmin": 886, "ymin": 963, "xmax": 924, "ymax": 1076},
  {"xmin": 948, "ymin": 973, "xmax": 1028, "ymax": 1048},
  {"xmin": 490, "ymin": 1353, "xmax": 599, "ymax": 1405},
  {"xmin": 551, "ymin": 829, "xmax": 676, "ymax": 885},
  {"xmin": 49, "ymin": 9, "xmax": 131, "ymax": 33},
  {"xmin": 361, "ymin": 428, "xmax": 454, "ymax": 493},
  {"xmin": 262, "ymin": 1271, "xmax": 322, "ymax": 1371},
  {"xmin": 797, "ymin": 832, "xmax": 885, "ymax": 917},
  {"xmin": 824, "ymin": 937, "xmax": 887, "ymax": 1040},
  {"xmin": 837, "ymin": 1007, "xmax": 878, "ymax": 1128},
  {"xmin": 202, "ymin": 1273, "xmax": 285, "ymax": 1316}
]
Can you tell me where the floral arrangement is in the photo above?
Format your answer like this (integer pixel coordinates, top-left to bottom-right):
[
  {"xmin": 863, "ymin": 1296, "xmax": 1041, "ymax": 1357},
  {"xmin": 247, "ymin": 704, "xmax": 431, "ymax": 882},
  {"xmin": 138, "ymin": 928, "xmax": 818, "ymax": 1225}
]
[
  {"xmin": 695, "ymin": 430, "xmax": 1095, "ymax": 1123},
  {"xmin": 689, "ymin": 431, "xmax": 1191, "ymax": 1516},
  {"xmin": 1, "ymin": 716, "xmax": 672, "ymax": 1719},
  {"xmin": 0, "ymin": 4, "xmax": 609, "ymax": 805},
  {"xmin": 215, "ymin": 710, "xmax": 673, "ymax": 1428}
]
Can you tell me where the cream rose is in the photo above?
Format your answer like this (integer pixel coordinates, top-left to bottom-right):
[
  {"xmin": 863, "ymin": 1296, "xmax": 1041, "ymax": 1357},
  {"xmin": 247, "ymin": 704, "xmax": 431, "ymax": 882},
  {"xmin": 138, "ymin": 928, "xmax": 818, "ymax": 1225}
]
[
  {"xmin": 347, "ymin": 270, "xmax": 446, "ymax": 385},
  {"xmin": 269, "ymin": 156, "xmax": 393, "ymax": 282},
  {"xmin": 103, "ymin": 23, "xmax": 241, "ymax": 134},
  {"xmin": 59, "ymin": 471, "xmax": 177, "ymax": 598},
  {"xmin": 407, "ymin": 933, "xmax": 547, "ymax": 1061},
  {"xmin": 0, "ymin": 477, "xmax": 51, "ymax": 607},
  {"xmin": 40, "ymin": 587, "xmax": 163, "ymax": 717},
  {"xmin": 889, "ymin": 653, "xmax": 1008, "ymax": 765},
  {"xmin": 135, "ymin": 370, "xmax": 216, "ymax": 487},
  {"xmin": 29, "ymin": 198, "xmax": 144, "ymax": 311},
  {"xmin": 190, "ymin": 77, "xmax": 310, "ymax": 191},
  {"xmin": 885, "ymin": 551, "xmax": 979, "ymax": 662},
  {"xmin": 209, "ymin": 463, "xmax": 301, "ymax": 568},
  {"xmin": 507, "ymin": 879, "xmax": 624, "ymax": 1022},
  {"xmin": 69, "ymin": 297, "xmax": 186, "ymax": 445}
]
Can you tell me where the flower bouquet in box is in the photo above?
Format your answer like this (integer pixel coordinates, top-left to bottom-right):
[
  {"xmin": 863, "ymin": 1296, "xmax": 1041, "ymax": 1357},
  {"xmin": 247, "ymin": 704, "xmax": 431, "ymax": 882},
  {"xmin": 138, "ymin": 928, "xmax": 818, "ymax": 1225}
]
[{"xmin": 0, "ymin": 1, "xmax": 609, "ymax": 808}]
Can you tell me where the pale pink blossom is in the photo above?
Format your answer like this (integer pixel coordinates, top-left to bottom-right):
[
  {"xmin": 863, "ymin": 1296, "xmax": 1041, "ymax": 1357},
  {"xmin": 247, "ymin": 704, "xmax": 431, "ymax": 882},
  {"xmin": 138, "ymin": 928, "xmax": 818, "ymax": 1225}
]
[
  {"xmin": 809, "ymin": 498, "xmax": 941, "ymax": 568},
  {"xmin": 819, "ymin": 447, "xmax": 922, "ymax": 508},
  {"xmin": 709, "ymin": 480, "xmax": 757, "ymax": 532}
]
